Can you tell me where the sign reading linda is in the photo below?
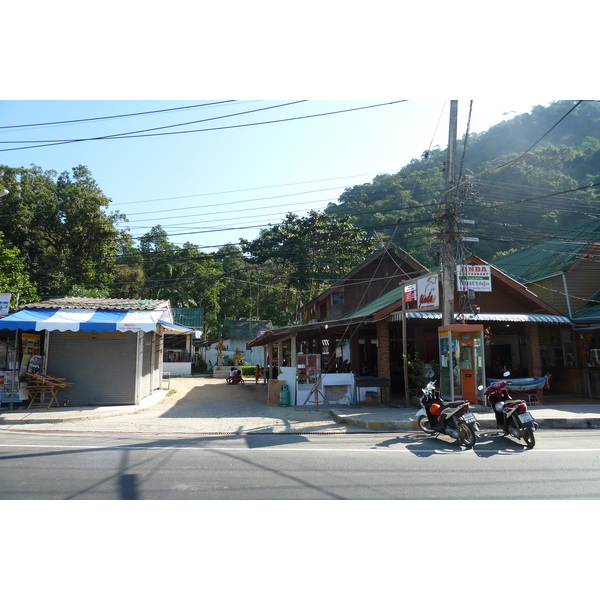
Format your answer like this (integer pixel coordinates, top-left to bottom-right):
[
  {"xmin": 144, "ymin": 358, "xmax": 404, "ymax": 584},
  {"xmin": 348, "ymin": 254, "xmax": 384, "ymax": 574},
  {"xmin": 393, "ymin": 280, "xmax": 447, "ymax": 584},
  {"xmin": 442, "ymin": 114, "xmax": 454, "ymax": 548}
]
[
  {"xmin": 417, "ymin": 273, "xmax": 440, "ymax": 309},
  {"xmin": 456, "ymin": 264, "xmax": 492, "ymax": 292}
]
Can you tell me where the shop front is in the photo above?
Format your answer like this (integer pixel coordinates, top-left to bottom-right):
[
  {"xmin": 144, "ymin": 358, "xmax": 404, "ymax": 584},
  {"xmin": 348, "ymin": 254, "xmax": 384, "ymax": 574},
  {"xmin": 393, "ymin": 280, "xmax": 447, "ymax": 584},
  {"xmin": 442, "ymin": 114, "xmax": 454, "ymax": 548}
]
[{"xmin": 0, "ymin": 298, "xmax": 193, "ymax": 408}]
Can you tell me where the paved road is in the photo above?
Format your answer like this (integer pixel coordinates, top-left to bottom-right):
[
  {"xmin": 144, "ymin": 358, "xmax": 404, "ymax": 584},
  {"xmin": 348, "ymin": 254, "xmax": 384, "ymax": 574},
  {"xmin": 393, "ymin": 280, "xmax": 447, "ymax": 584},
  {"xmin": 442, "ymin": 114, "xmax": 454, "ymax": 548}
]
[{"xmin": 2, "ymin": 429, "xmax": 600, "ymax": 499}]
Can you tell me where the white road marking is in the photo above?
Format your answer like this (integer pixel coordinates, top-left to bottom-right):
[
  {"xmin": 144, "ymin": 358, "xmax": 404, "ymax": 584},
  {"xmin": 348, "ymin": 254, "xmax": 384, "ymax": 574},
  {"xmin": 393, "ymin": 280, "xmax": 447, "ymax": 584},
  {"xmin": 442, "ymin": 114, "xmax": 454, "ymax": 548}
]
[{"xmin": 2, "ymin": 443, "xmax": 600, "ymax": 453}]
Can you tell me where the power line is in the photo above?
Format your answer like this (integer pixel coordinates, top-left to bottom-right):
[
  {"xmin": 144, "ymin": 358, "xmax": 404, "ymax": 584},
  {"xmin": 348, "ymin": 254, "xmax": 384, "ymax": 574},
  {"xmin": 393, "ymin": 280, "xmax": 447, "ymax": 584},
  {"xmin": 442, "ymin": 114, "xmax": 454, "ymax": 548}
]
[
  {"xmin": 0, "ymin": 101, "xmax": 237, "ymax": 131},
  {"xmin": 0, "ymin": 100, "xmax": 307, "ymax": 144},
  {"xmin": 111, "ymin": 169, "xmax": 403, "ymax": 206},
  {"xmin": 0, "ymin": 100, "xmax": 406, "ymax": 153},
  {"xmin": 0, "ymin": 100, "xmax": 307, "ymax": 152}
]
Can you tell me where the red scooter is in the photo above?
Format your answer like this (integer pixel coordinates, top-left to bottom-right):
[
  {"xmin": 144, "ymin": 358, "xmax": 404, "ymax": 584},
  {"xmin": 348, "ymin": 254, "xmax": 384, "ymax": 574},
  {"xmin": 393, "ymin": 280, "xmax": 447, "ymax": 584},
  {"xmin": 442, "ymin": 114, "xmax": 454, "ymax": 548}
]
[{"xmin": 484, "ymin": 373, "xmax": 538, "ymax": 448}]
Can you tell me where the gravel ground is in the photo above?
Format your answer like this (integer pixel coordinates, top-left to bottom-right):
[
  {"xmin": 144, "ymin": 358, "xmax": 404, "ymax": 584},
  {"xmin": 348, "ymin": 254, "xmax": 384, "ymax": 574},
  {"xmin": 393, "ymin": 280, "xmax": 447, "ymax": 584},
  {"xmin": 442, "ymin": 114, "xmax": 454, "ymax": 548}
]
[{"xmin": 6, "ymin": 377, "xmax": 363, "ymax": 435}]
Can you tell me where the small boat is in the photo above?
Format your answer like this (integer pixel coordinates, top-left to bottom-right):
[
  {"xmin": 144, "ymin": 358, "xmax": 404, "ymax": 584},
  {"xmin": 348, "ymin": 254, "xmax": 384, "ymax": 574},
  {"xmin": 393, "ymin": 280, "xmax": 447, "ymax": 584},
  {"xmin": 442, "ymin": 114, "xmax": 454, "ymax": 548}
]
[{"xmin": 486, "ymin": 376, "xmax": 548, "ymax": 392}]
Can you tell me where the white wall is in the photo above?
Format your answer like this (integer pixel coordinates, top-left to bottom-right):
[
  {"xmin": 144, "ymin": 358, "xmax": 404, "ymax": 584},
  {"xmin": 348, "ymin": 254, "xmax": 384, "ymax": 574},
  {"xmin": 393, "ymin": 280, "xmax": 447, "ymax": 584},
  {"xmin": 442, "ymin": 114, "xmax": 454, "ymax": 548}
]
[
  {"xmin": 204, "ymin": 338, "xmax": 264, "ymax": 368},
  {"xmin": 162, "ymin": 362, "xmax": 191, "ymax": 377}
]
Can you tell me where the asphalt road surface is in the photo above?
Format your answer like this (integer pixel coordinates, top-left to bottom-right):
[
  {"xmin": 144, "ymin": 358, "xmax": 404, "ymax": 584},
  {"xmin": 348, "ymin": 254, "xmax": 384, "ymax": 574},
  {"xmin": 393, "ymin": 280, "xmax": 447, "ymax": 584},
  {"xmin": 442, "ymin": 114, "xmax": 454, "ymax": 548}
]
[{"xmin": 2, "ymin": 429, "xmax": 600, "ymax": 500}]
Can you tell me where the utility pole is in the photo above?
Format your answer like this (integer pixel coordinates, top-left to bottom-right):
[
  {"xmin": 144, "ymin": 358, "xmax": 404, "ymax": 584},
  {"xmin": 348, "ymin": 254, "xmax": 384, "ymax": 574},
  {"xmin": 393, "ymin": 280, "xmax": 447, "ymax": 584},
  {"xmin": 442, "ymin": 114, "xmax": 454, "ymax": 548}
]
[{"xmin": 441, "ymin": 100, "xmax": 458, "ymax": 326}]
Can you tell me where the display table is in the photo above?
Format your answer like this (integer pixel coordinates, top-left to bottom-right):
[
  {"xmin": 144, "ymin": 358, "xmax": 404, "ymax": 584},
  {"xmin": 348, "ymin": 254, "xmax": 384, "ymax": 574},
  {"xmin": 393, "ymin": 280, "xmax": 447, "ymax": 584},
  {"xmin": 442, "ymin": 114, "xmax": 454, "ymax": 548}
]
[
  {"xmin": 353, "ymin": 375, "xmax": 390, "ymax": 407},
  {"xmin": 26, "ymin": 373, "xmax": 73, "ymax": 409}
]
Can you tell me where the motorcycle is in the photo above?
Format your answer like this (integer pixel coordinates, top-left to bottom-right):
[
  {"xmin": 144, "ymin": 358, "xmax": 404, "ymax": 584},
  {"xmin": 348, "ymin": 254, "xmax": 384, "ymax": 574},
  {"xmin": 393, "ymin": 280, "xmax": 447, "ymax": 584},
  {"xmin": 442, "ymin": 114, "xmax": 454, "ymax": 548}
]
[
  {"xmin": 416, "ymin": 381, "xmax": 479, "ymax": 448},
  {"xmin": 483, "ymin": 373, "xmax": 538, "ymax": 448}
]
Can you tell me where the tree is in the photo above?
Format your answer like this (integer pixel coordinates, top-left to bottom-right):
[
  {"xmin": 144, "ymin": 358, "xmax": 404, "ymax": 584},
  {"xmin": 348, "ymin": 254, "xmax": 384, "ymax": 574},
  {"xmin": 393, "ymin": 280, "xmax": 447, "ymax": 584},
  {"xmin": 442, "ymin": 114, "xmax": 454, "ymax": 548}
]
[
  {"xmin": 216, "ymin": 244, "xmax": 257, "ymax": 318},
  {"xmin": 0, "ymin": 164, "xmax": 126, "ymax": 298},
  {"xmin": 240, "ymin": 210, "xmax": 376, "ymax": 320},
  {"xmin": 0, "ymin": 233, "xmax": 38, "ymax": 307},
  {"xmin": 134, "ymin": 226, "xmax": 224, "ymax": 337}
]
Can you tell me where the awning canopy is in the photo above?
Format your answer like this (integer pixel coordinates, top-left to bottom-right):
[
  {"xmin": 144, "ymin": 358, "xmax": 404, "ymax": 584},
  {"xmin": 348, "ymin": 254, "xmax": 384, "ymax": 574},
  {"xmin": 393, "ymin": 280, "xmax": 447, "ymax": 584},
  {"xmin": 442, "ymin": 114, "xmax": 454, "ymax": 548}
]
[
  {"xmin": 158, "ymin": 320, "xmax": 195, "ymax": 335},
  {"xmin": 390, "ymin": 311, "xmax": 571, "ymax": 324},
  {"xmin": 0, "ymin": 308, "xmax": 193, "ymax": 334}
]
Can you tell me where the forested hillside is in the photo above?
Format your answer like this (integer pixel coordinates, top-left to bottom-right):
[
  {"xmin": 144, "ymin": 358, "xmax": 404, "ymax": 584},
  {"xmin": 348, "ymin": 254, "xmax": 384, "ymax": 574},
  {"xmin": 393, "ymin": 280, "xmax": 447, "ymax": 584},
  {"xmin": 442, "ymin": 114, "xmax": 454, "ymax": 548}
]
[
  {"xmin": 1, "ymin": 100, "xmax": 598, "ymax": 332},
  {"xmin": 324, "ymin": 100, "xmax": 600, "ymax": 268}
]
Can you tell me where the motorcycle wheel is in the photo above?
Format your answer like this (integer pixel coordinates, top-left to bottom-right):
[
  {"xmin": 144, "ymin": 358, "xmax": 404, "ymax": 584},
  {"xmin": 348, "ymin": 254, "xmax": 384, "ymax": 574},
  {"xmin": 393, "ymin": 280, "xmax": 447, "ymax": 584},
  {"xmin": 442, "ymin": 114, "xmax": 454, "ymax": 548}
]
[
  {"xmin": 418, "ymin": 415, "xmax": 435, "ymax": 434},
  {"xmin": 522, "ymin": 428, "xmax": 535, "ymax": 449},
  {"xmin": 459, "ymin": 423, "xmax": 476, "ymax": 448}
]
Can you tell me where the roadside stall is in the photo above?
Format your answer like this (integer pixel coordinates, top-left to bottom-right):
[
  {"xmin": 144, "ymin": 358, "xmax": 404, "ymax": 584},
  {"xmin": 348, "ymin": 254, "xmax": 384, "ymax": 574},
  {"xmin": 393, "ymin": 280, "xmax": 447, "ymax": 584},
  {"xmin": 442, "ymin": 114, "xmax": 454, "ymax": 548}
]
[{"xmin": 0, "ymin": 298, "xmax": 193, "ymax": 407}]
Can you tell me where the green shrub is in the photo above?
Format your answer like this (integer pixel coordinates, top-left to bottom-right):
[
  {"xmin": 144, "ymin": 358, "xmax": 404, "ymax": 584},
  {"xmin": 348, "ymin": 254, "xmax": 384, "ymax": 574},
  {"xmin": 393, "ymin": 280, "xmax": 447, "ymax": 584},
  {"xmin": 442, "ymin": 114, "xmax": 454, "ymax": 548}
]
[
  {"xmin": 192, "ymin": 357, "xmax": 208, "ymax": 373},
  {"xmin": 402, "ymin": 352, "xmax": 438, "ymax": 398}
]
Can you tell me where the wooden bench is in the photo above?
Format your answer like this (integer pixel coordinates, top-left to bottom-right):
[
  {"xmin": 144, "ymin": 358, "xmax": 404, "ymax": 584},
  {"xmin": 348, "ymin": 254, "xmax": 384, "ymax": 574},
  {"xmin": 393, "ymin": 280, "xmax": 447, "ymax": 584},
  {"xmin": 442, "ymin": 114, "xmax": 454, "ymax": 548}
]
[{"xmin": 26, "ymin": 373, "xmax": 73, "ymax": 409}]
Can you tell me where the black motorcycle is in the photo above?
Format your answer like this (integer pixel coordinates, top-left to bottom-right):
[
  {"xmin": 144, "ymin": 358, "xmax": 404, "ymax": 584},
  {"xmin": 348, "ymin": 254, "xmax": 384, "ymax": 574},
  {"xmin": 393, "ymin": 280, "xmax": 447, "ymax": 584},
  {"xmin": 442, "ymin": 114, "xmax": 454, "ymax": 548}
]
[{"xmin": 416, "ymin": 381, "xmax": 479, "ymax": 448}]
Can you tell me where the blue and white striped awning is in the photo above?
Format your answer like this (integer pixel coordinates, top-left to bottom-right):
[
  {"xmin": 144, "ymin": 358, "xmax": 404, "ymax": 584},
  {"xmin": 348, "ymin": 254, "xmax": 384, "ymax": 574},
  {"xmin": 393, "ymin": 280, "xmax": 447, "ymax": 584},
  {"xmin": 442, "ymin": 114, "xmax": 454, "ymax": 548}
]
[
  {"xmin": 0, "ymin": 308, "xmax": 193, "ymax": 333},
  {"xmin": 390, "ymin": 311, "xmax": 571, "ymax": 324}
]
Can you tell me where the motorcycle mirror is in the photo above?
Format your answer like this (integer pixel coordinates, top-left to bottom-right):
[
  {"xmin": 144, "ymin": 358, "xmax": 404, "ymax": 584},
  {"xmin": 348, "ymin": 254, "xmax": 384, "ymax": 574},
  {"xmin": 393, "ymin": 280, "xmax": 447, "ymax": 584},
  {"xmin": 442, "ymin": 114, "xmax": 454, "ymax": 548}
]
[{"xmin": 503, "ymin": 371, "xmax": 510, "ymax": 377}]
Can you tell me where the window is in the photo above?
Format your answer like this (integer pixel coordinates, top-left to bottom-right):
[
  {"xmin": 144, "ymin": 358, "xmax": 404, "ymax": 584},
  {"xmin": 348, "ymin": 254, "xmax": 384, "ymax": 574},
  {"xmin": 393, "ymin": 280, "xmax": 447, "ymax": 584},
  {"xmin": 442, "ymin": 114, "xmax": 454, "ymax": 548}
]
[
  {"xmin": 332, "ymin": 292, "xmax": 344, "ymax": 305},
  {"xmin": 542, "ymin": 329, "xmax": 577, "ymax": 368}
]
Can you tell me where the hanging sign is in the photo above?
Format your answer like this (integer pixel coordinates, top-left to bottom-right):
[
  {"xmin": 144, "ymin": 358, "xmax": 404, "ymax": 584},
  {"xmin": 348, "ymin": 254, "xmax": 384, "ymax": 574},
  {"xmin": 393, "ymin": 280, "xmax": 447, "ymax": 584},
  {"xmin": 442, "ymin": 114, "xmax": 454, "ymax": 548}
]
[
  {"xmin": 417, "ymin": 273, "xmax": 440, "ymax": 309},
  {"xmin": 0, "ymin": 293, "xmax": 11, "ymax": 316},
  {"xmin": 403, "ymin": 284, "xmax": 416, "ymax": 303},
  {"xmin": 456, "ymin": 264, "xmax": 492, "ymax": 292}
]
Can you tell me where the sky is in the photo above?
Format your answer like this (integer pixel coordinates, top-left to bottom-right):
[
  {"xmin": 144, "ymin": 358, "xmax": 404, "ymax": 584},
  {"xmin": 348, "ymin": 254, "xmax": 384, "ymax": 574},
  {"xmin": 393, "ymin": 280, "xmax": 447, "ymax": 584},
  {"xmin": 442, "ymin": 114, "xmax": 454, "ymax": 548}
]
[
  {"xmin": 2, "ymin": 2, "xmax": 594, "ymax": 256},
  {"xmin": 0, "ymin": 98, "xmax": 557, "ymax": 251}
]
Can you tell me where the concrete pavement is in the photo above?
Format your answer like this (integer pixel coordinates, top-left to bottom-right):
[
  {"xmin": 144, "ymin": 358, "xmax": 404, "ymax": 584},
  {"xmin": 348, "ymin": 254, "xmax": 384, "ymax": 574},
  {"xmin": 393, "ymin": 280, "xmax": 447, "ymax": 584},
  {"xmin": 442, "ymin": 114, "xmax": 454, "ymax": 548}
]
[{"xmin": 1, "ymin": 376, "xmax": 599, "ymax": 433}]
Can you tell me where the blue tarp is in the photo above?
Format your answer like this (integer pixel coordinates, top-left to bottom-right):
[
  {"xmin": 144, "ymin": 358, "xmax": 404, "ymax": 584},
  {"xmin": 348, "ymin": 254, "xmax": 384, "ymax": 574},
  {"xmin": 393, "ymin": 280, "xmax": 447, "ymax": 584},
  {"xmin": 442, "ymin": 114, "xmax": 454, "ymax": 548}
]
[{"xmin": 0, "ymin": 308, "xmax": 193, "ymax": 334}]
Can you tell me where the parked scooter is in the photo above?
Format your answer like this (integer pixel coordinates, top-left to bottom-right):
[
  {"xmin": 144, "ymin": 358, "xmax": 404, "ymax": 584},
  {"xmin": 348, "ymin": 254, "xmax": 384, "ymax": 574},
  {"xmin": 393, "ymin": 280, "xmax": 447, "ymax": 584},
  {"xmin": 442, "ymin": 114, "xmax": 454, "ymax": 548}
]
[
  {"xmin": 482, "ymin": 373, "xmax": 538, "ymax": 448},
  {"xmin": 416, "ymin": 381, "xmax": 479, "ymax": 448}
]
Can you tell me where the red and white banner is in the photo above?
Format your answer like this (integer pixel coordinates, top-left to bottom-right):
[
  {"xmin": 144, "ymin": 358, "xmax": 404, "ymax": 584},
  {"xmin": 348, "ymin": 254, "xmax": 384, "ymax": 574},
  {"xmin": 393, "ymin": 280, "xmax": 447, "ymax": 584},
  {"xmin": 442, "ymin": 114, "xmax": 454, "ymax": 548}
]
[{"xmin": 403, "ymin": 284, "xmax": 416, "ymax": 303}]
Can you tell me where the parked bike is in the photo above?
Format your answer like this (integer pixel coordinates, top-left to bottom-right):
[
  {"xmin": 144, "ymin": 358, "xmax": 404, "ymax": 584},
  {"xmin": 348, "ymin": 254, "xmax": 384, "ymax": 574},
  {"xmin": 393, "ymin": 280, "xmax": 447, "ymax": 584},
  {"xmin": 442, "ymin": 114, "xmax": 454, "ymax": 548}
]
[
  {"xmin": 416, "ymin": 381, "xmax": 479, "ymax": 448},
  {"xmin": 482, "ymin": 373, "xmax": 538, "ymax": 448}
]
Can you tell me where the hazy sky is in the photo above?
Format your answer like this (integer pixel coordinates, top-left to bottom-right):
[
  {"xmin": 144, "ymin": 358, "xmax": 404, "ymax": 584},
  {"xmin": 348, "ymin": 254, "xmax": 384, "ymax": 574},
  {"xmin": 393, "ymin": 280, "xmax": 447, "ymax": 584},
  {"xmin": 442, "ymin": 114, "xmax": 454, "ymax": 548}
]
[{"xmin": 0, "ymin": 99, "xmax": 555, "ymax": 251}]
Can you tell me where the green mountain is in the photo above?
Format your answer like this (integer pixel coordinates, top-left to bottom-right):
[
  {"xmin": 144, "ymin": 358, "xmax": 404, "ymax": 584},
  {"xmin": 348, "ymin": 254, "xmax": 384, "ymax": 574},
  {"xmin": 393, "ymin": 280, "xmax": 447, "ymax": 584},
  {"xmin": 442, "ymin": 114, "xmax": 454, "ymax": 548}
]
[{"xmin": 324, "ymin": 100, "xmax": 600, "ymax": 268}]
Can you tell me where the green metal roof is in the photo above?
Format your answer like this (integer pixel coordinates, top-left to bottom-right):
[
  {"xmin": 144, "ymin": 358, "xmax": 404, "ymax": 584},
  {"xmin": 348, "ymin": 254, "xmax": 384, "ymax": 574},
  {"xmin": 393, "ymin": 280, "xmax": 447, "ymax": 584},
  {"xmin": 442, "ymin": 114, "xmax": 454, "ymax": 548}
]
[
  {"xmin": 222, "ymin": 319, "xmax": 273, "ymax": 339},
  {"xmin": 572, "ymin": 304, "xmax": 600, "ymax": 320},
  {"xmin": 346, "ymin": 284, "xmax": 405, "ymax": 319},
  {"xmin": 493, "ymin": 220, "xmax": 600, "ymax": 284},
  {"xmin": 172, "ymin": 307, "xmax": 204, "ymax": 328},
  {"xmin": 572, "ymin": 288, "xmax": 600, "ymax": 321}
]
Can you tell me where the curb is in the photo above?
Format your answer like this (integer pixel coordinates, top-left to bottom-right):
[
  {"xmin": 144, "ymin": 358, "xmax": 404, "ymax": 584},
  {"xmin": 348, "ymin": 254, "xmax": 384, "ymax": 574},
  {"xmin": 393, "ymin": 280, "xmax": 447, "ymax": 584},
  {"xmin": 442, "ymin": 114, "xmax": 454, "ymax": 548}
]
[
  {"xmin": 331, "ymin": 411, "xmax": 600, "ymax": 432},
  {"xmin": 331, "ymin": 411, "xmax": 420, "ymax": 431}
]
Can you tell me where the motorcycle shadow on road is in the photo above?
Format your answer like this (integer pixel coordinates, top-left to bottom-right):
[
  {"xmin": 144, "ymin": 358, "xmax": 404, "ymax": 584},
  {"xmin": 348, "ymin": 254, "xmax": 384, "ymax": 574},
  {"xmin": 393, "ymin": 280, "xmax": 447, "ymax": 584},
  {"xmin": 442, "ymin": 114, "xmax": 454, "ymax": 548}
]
[
  {"xmin": 375, "ymin": 433, "xmax": 470, "ymax": 457},
  {"xmin": 374, "ymin": 431, "xmax": 532, "ymax": 458},
  {"xmin": 472, "ymin": 430, "xmax": 533, "ymax": 457}
]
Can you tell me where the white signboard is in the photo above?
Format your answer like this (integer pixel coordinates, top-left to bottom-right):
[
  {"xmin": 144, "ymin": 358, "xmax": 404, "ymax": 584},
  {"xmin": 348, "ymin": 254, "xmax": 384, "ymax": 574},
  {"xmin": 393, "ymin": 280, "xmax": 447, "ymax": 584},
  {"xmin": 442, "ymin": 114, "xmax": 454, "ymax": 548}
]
[
  {"xmin": 417, "ymin": 273, "xmax": 440, "ymax": 309},
  {"xmin": 457, "ymin": 264, "xmax": 492, "ymax": 292},
  {"xmin": 0, "ymin": 293, "xmax": 11, "ymax": 316}
]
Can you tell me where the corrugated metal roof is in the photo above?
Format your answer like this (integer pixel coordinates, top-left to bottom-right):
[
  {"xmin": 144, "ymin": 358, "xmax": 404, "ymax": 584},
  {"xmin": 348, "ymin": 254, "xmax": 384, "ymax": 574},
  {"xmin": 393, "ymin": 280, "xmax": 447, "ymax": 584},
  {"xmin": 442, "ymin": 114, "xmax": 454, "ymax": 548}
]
[
  {"xmin": 346, "ymin": 284, "xmax": 404, "ymax": 318},
  {"xmin": 22, "ymin": 297, "xmax": 168, "ymax": 311},
  {"xmin": 222, "ymin": 318, "xmax": 273, "ymax": 339},
  {"xmin": 389, "ymin": 312, "xmax": 571, "ymax": 323},
  {"xmin": 493, "ymin": 219, "xmax": 600, "ymax": 284},
  {"xmin": 572, "ymin": 304, "xmax": 600, "ymax": 321},
  {"xmin": 172, "ymin": 307, "xmax": 204, "ymax": 328}
]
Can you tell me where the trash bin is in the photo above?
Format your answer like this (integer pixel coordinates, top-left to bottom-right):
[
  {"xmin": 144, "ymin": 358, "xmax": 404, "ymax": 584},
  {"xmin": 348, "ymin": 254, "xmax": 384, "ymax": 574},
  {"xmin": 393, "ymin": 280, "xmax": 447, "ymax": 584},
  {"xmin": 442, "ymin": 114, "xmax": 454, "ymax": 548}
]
[{"xmin": 279, "ymin": 384, "xmax": 290, "ymax": 406}]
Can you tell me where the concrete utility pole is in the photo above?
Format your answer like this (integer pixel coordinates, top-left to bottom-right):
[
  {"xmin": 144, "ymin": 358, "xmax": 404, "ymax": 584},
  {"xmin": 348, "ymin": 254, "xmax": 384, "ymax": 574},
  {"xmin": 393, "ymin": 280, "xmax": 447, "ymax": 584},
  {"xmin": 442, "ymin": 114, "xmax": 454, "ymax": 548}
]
[{"xmin": 441, "ymin": 100, "xmax": 458, "ymax": 326}]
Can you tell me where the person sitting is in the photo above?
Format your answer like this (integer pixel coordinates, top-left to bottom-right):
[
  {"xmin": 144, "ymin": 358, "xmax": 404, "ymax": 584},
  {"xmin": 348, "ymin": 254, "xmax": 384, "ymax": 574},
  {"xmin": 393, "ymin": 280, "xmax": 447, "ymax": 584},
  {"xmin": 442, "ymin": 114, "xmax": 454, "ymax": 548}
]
[
  {"xmin": 233, "ymin": 369, "xmax": 243, "ymax": 384},
  {"xmin": 226, "ymin": 366, "xmax": 236, "ymax": 384}
]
